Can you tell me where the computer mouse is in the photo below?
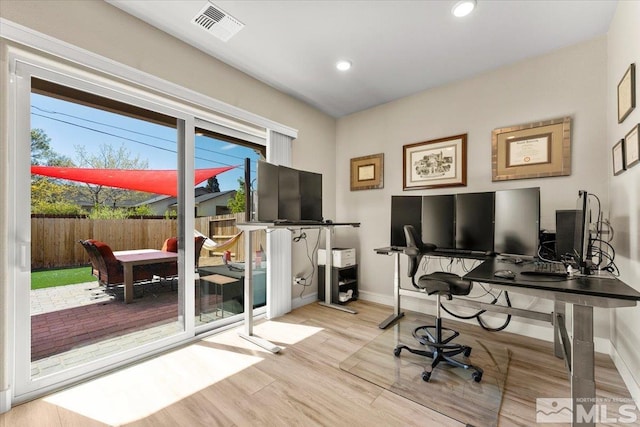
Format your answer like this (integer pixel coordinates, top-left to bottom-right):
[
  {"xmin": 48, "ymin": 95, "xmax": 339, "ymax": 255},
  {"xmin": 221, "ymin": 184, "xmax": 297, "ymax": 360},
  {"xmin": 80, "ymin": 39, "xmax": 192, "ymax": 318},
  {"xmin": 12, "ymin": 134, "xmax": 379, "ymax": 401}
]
[{"xmin": 494, "ymin": 269, "xmax": 516, "ymax": 279}]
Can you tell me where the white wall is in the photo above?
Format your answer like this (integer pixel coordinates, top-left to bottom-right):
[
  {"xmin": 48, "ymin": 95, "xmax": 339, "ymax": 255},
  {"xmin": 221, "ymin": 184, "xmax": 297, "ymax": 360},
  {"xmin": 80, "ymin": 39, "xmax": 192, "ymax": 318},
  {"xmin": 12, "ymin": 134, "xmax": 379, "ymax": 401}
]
[
  {"xmin": 335, "ymin": 37, "xmax": 610, "ymax": 338},
  {"xmin": 607, "ymin": 0, "xmax": 640, "ymax": 401}
]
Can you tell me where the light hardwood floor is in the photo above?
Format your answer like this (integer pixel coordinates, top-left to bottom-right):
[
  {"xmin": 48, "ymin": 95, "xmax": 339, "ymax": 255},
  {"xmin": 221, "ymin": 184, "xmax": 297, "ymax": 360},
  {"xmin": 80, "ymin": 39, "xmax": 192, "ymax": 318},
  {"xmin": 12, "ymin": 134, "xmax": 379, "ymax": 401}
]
[{"xmin": 1, "ymin": 300, "xmax": 636, "ymax": 426}]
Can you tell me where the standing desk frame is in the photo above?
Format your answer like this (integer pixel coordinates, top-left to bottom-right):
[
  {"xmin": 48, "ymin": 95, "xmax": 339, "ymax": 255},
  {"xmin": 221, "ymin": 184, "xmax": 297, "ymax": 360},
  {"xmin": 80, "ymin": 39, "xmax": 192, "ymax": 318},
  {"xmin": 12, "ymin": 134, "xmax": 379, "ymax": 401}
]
[
  {"xmin": 236, "ymin": 222, "xmax": 360, "ymax": 354},
  {"xmin": 375, "ymin": 247, "xmax": 640, "ymax": 427}
]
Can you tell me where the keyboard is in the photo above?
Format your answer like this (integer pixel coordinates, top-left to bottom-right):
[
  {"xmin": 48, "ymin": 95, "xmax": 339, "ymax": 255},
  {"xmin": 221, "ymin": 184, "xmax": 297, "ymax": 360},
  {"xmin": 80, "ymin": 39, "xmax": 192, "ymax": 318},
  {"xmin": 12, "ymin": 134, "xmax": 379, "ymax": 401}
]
[{"xmin": 521, "ymin": 262, "xmax": 568, "ymax": 277}]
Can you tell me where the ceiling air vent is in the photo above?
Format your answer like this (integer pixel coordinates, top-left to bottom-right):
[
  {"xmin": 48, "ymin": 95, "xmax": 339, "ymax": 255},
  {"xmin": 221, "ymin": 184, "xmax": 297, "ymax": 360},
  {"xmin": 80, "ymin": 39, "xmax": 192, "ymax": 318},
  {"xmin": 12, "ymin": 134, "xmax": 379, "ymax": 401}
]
[{"xmin": 192, "ymin": 2, "xmax": 244, "ymax": 42}]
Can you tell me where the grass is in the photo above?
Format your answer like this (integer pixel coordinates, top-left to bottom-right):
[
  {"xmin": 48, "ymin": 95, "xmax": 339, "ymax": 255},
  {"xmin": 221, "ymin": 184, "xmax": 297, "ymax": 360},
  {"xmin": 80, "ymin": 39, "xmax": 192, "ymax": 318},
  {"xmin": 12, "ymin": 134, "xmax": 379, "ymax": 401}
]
[{"xmin": 31, "ymin": 267, "xmax": 97, "ymax": 290}]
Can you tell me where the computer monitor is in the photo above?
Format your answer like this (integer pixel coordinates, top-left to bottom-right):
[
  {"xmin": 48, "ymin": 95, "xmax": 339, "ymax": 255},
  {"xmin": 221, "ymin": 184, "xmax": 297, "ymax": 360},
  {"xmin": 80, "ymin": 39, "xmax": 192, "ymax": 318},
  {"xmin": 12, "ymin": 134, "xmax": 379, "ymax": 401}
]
[
  {"xmin": 574, "ymin": 190, "xmax": 592, "ymax": 274},
  {"xmin": 421, "ymin": 195, "xmax": 455, "ymax": 248},
  {"xmin": 390, "ymin": 196, "xmax": 422, "ymax": 246},
  {"xmin": 256, "ymin": 161, "xmax": 323, "ymax": 222},
  {"xmin": 494, "ymin": 188, "xmax": 540, "ymax": 257},
  {"xmin": 256, "ymin": 160, "xmax": 280, "ymax": 221},
  {"xmin": 456, "ymin": 192, "xmax": 495, "ymax": 252}
]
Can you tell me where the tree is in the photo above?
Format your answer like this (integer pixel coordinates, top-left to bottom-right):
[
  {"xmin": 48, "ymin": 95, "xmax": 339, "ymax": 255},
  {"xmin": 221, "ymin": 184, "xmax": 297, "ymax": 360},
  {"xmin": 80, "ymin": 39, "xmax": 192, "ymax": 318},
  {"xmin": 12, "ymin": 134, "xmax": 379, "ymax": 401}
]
[
  {"xmin": 74, "ymin": 143, "xmax": 149, "ymax": 206},
  {"xmin": 227, "ymin": 178, "xmax": 246, "ymax": 213},
  {"xmin": 206, "ymin": 176, "xmax": 220, "ymax": 193},
  {"xmin": 31, "ymin": 129, "xmax": 51, "ymax": 165},
  {"xmin": 31, "ymin": 128, "xmax": 73, "ymax": 166}
]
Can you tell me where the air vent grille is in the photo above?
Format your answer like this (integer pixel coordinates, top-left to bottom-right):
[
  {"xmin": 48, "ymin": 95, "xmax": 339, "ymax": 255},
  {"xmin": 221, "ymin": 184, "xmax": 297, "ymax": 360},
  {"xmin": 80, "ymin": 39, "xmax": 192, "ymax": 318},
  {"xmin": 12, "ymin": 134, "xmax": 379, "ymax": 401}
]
[{"xmin": 192, "ymin": 2, "xmax": 244, "ymax": 42}]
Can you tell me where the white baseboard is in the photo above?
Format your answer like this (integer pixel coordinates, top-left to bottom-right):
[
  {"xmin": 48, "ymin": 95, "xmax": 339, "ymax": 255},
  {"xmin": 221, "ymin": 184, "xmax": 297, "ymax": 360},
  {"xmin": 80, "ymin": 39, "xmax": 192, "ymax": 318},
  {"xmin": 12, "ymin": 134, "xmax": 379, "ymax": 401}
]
[
  {"xmin": 291, "ymin": 291, "xmax": 317, "ymax": 310},
  {"xmin": 0, "ymin": 387, "xmax": 11, "ymax": 414},
  {"xmin": 610, "ymin": 344, "xmax": 640, "ymax": 408}
]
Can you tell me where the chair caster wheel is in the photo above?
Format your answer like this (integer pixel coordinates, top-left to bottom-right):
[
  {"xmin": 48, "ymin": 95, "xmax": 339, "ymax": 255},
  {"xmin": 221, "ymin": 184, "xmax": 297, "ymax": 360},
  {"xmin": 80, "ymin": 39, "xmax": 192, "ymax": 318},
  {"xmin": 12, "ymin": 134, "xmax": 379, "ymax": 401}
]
[
  {"xmin": 472, "ymin": 370, "xmax": 483, "ymax": 383},
  {"xmin": 393, "ymin": 346, "xmax": 402, "ymax": 357},
  {"xmin": 463, "ymin": 347, "xmax": 472, "ymax": 357},
  {"xmin": 422, "ymin": 371, "xmax": 431, "ymax": 382}
]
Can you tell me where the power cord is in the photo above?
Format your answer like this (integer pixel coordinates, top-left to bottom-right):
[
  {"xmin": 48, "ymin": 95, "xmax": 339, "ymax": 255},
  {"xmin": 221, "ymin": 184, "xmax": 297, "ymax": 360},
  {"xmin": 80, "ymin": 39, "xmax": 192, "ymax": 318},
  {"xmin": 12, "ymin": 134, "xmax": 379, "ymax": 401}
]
[{"xmin": 292, "ymin": 229, "xmax": 321, "ymax": 298}]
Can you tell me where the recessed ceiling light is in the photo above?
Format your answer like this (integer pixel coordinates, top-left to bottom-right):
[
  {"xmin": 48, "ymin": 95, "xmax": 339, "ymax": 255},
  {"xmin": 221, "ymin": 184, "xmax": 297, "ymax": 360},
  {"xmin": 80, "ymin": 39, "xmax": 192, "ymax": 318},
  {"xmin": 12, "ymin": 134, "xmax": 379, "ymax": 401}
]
[
  {"xmin": 452, "ymin": 0, "xmax": 476, "ymax": 17},
  {"xmin": 336, "ymin": 60, "xmax": 352, "ymax": 71}
]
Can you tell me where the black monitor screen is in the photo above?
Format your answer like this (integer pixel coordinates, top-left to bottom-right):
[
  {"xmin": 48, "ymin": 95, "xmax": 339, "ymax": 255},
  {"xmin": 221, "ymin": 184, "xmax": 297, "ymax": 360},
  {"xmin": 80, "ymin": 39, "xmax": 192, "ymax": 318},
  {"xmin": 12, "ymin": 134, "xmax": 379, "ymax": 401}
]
[
  {"xmin": 421, "ymin": 195, "xmax": 455, "ymax": 248},
  {"xmin": 299, "ymin": 170, "xmax": 323, "ymax": 221},
  {"xmin": 574, "ymin": 190, "xmax": 591, "ymax": 273},
  {"xmin": 456, "ymin": 192, "xmax": 495, "ymax": 251},
  {"xmin": 390, "ymin": 196, "xmax": 422, "ymax": 247},
  {"xmin": 494, "ymin": 187, "xmax": 540, "ymax": 257},
  {"xmin": 256, "ymin": 161, "xmax": 279, "ymax": 221}
]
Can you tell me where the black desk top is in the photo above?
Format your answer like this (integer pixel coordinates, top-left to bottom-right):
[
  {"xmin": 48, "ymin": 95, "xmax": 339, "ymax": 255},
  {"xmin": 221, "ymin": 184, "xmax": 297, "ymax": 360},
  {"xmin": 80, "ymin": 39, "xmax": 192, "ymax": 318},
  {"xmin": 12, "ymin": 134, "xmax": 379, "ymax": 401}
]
[
  {"xmin": 375, "ymin": 246, "xmax": 492, "ymax": 260},
  {"xmin": 464, "ymin": 258, "xmax": 640, "ymax": 302},
  {"xmin": 239, "ymin": 221, "xmax": 360, "ymax": 228}
]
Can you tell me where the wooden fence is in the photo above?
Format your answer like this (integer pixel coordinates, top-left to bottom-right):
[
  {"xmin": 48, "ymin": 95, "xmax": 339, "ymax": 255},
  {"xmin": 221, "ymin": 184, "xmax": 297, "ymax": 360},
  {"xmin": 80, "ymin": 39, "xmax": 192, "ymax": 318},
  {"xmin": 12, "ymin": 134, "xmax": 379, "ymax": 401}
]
[{"xmin": 32, "ymin": 213, "xmax": 265, "ymax": 269}]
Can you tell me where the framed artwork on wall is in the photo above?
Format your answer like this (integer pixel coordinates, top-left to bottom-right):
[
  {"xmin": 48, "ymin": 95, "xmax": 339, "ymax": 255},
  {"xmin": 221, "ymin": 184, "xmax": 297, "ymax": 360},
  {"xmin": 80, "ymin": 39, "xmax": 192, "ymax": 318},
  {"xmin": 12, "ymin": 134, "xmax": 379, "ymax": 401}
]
[
  {"xmin": 350, "ymin": 153, "xmax": 384, "ymax": 190},
  {"xmin": 491, "ymin": 116, "xmax": 571, "ymax": 182},
  {"xmin": 624, "ymin": 124, "xmax": 639, "ymax": 169},
  {"xmin": 617, "ymin": 63, "xmax": 636, "ymax": 124},
  {"xmin": 403, "ymin": 134, "xmax": 467, "ymax": 190},
  {"xmin": 612, "ymin": 139, "xmax": 626, "ymax": 176}
]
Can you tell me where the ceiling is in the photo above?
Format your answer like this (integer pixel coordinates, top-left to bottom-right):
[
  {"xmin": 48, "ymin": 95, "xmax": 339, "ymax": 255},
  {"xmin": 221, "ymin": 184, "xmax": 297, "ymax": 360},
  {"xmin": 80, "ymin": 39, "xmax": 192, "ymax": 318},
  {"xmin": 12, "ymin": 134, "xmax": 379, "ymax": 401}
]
[{"xmin": 107, "ymin": 0, "xmax": 617, "ymax": 118}]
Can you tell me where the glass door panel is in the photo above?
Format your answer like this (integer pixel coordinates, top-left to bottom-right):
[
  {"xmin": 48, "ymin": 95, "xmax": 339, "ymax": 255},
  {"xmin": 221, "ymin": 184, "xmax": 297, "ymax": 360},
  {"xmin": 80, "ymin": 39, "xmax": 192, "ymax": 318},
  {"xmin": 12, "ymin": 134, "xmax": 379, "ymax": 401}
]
[
  {"xmin": 28, "ymin": 80, "xmax": 183, "ymax": 379},
  {"xmin": 193, "ymin": 126, "xmax": 266, "ymax": 327}
]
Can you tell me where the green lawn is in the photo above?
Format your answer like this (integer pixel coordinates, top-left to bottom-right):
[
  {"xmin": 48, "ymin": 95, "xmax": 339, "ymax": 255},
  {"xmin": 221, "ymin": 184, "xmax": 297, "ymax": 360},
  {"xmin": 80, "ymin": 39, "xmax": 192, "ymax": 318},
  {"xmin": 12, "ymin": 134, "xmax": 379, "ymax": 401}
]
[{"xmin": 31, "ymin": 267, "xmax": 97, "ymax": 290}]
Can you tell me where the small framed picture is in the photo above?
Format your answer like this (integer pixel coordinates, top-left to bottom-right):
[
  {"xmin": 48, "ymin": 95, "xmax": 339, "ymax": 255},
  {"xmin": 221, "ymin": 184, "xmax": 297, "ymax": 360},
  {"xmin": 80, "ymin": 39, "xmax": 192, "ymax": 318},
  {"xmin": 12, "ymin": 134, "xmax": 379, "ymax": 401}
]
[
  {"xmin": 612, "ymin": 139, "xmax": 626, "ymax": 176},
  {"xmin": 350, "ymin": 153, "xmax": 384, "ymax": 190},
  {"xmin": 618, "ymin": 63, "xmax": 636, "ymax": 123},
  {"xmin": 624, "ymin": 124, "xmax": 639, "ymax": 169}
]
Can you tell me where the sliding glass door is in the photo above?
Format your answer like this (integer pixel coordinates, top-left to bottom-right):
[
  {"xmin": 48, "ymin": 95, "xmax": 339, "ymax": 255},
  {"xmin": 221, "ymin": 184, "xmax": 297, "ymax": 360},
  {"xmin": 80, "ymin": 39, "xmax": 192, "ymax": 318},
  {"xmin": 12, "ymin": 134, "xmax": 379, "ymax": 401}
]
[{"xmin": 12, "ymin": 63, "xmax": 193, "ymax": 399}]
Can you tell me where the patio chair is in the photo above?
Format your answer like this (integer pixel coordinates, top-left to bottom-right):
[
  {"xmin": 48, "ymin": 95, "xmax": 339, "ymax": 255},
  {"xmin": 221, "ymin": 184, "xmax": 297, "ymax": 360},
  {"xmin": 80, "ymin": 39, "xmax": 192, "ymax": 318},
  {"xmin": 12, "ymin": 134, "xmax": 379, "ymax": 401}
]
[
  {"xmin": 159, "ymin": 235, "xmax": 207, "ymax": 278},
  {"xmin": 78, "ymin": 239, "xmax": 156, "ymax": 291}
]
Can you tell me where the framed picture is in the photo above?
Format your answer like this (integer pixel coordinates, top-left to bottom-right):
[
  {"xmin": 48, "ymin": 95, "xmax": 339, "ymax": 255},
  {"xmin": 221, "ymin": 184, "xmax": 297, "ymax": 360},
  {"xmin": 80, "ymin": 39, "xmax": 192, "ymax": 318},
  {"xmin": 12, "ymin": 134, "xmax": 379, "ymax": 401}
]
[
  {"xmin": 612, "ymin": 139, "xmax": 626, "ymax": 176},
  {"xmin": 492, "ymin": 116, "xmax": 571, "ymax": 182},
  {"xmin": 350, "ymin": 153, "xmax": 384, "ymax": 190},
  {"xmin": 617, "ymin": 63, "xmax": 636, "ymax": 123},
  {"xmin": 625, "ymin": 124, "xmax": 639, "ymax": 169},
  {"xmin": 403, "ymin": 134, "xmax": 467, "ymax": 190}
]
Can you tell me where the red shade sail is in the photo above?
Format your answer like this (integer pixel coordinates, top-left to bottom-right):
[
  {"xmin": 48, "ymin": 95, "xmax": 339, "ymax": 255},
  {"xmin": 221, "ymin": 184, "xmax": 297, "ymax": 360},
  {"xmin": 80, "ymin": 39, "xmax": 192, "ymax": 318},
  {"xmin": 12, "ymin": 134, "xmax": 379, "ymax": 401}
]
[{"xmin": 31, "ymin": 165, "xmax": 236, "ymax": 197}]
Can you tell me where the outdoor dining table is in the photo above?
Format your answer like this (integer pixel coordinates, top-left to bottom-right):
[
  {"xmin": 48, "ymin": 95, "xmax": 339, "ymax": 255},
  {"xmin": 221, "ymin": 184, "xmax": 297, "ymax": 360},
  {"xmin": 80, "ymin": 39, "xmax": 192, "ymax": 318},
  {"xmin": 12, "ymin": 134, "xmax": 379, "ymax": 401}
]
[{"xmin": 113, "ymin": 249, "xmax": 178, "ymax": 303}]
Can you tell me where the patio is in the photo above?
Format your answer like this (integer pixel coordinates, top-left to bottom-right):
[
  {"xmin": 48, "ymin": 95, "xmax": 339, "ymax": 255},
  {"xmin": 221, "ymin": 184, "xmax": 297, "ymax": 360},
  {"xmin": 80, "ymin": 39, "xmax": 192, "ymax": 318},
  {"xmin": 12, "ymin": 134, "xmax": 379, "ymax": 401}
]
[{"xmin": 29, "ymin": 277, "xmax": 233, "ymax": 376}]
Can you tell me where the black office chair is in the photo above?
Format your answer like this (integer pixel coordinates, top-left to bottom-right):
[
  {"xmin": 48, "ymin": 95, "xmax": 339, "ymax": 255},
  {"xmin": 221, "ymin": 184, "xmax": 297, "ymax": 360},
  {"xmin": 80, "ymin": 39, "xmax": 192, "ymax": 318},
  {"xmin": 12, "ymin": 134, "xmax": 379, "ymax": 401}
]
[{"xmin": 393, "ymin": 225, "xmax": 483, "ymax": 382}]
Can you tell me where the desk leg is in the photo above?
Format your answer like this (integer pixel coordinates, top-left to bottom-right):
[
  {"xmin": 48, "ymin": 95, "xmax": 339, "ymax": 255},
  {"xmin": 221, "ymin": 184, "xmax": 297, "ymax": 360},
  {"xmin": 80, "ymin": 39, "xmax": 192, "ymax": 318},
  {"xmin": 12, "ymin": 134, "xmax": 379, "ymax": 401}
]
[
  {"xmin": 238, "ymin": 228, "xmax": 281, "ymax": 353},
  {"xmin": 378, "ymin": 252, "xmax": 404, "ymax": 329},
  {"xmin": 318, "ymin": 226, "xmax": 357, "ymax": 314},
  {"xmin": 571, "ymin": 304, "xmax": 595, "ymax": 427},
  {"xmin": 554, "ymin": 301, "xmax": 565, "ymax": 358},
  {"xmin": 123, "ymin": 264, "xmax": 133, "ymax": 304}
]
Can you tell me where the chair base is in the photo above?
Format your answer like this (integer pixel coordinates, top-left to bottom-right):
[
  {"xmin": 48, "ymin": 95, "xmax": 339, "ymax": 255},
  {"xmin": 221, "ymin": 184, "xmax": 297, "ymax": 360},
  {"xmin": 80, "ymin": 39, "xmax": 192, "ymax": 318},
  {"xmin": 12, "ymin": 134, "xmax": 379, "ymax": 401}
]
[{"xmin": 394, "ymin": 320, "xmax": 483, "ymax": 382}]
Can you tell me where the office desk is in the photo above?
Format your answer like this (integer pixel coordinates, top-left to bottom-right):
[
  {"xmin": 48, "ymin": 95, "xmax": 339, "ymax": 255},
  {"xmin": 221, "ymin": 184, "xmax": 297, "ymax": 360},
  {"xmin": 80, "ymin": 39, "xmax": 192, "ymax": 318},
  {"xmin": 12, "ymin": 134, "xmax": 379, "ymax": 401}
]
[
  {"xmin": 113, "ymin": 249, "xmax": 178, "ymax": 304},
  {"xmin": 464, "ymin": 258, "xmax": 640, "ymax": 426},
  {"xmin": 236, "ymin": 221, "xmax": 360, "ymax": 353}
]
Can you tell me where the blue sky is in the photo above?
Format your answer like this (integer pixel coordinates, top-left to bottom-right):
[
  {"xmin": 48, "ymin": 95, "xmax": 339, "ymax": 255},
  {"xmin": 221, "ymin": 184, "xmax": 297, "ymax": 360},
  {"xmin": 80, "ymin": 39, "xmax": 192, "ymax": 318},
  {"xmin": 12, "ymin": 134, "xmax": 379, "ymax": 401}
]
[{"xmin": 30, "ymin": 93, "xmax": 261, "ymax": 192}]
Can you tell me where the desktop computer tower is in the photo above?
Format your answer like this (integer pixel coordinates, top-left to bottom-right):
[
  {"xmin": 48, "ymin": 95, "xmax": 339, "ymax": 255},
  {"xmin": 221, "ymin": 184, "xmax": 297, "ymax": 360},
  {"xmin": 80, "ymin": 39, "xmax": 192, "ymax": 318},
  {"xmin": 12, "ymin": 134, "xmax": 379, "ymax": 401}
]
[{"xmin": 556, "ymin": 209, "xmax": 577, "ymax": 261}]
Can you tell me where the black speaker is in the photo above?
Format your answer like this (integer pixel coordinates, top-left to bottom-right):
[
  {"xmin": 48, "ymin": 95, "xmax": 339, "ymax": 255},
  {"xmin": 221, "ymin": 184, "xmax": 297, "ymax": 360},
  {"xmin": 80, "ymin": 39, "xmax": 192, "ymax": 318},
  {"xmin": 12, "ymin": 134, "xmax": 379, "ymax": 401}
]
[{"xmin": 556, "ymin": 210, "xmax": 577, "ymax": 261}]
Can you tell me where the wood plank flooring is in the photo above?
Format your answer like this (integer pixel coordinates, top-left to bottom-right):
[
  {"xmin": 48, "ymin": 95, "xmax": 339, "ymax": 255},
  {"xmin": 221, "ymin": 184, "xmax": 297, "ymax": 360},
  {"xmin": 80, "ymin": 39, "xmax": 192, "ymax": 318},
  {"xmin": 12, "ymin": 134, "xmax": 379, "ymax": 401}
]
[{"xmin": 1, "ymin": 300, "xmax": 636, "ymax": 426}]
